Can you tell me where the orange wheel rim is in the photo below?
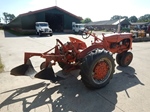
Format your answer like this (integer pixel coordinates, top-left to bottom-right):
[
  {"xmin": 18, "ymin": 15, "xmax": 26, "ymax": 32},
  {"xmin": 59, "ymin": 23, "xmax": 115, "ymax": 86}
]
[
  {"xmin": 93, "ymin": 61, "xmax": 109, "ymax": 80},
  {"xmin": 124, "ymin": 54, "xmax": 132, "ymax": 65}
]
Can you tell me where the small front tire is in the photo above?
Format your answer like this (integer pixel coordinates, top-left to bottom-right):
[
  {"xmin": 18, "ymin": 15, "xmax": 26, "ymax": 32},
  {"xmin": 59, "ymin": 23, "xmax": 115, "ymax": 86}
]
[
  {"xmin": 116, "ymin": 53, "xmax": 124, "ymax": 66},
  {"xmin": 120, "ymin": 52, "xmax": 133, "ymax": 67}
]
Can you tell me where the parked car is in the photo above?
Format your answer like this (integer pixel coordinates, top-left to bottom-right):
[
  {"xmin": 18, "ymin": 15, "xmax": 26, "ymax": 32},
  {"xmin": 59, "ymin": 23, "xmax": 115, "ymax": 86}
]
[
  {"xmin": 35, "ymin": 22, "xmax": 53, "ymax": 36},
  {"xmin": 72, "ymin": 22, "xmax": 85, "ymax": 34}
]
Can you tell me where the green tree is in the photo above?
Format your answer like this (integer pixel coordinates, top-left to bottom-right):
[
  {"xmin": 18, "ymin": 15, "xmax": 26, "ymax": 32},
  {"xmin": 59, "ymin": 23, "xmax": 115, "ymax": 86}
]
[
  {"xmin": 110, "ymin": 15, "xmax": 128, "ymax": 20},
  {"xmin": 128, "ymin": 16, "xmax": 138, "ymax": 23},
  {"xmin": 110, "ymin": 15, "xmax": 121, "ymax": 20},
  {"xmin": 81, "ymin": 18, "xmax": 92, "ymax": 23},
  {"xmin": 122, "ymin": 16, "xmax": 128, "ymax": 20},
  {"xmin": 138, "ymin": 14, "xmax": 150, "ymax": 22},
  {"xmin": 2, "ymin": 12, "xmax": 15, "ymax": 24}
]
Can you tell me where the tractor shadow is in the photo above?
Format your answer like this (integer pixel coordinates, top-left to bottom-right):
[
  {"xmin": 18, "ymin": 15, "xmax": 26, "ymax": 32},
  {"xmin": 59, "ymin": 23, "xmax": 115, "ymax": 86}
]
[{"xmin": 0, "ymin": 66, "xmax": 144, "ymax": 112}]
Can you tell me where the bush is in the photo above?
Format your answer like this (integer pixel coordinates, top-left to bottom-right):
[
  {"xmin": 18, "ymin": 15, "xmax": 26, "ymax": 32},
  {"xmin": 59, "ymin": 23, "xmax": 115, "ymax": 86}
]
[
  {"xmin": 121, "ymin": 27, "xmax": 130, "ymax": 32},
  {"xmin": 0, "ymin": 55, "xmax": 4, "ymax": 73}
]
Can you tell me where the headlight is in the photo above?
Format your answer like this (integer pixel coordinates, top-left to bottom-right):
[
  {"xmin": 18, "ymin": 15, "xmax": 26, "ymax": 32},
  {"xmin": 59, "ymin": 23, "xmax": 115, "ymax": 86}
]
[{"xmin": 40, "ymin": 29, "xmax": 44, "ymax": 31}]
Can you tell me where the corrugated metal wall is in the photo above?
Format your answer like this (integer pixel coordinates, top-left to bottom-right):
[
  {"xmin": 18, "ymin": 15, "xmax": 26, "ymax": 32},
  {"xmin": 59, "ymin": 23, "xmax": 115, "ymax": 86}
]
[
  {"xmin": 8, "ymin": 17, "xmax": 22, "ymax": 28},
  {"xmin": 21, "ymin": 14, "xmax": 36, "ymax": 29}
]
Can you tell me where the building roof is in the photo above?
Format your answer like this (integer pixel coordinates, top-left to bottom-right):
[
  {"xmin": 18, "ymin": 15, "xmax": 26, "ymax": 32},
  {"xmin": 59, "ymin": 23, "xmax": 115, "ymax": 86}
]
[
  {"xmin": 86, "ymin": 18, "xmax": 129, "ymax": 25},
  {"xmin": 18, "ymin": 6, "xmax": 82, "ymax": 20},
  {"xmin": 8, "ymin": 6, "xmax": 82, "ymax": 25},
  {"xmin": 130, "ymin": 22, "xmax": 149, "ymax": 25}
]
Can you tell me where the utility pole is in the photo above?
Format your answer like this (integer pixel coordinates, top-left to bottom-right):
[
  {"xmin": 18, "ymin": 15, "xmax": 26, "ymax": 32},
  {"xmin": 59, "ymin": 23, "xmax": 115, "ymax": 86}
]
[{"xmin": 117, "ymin": 16, "xmax": 121, "ymax": 33}]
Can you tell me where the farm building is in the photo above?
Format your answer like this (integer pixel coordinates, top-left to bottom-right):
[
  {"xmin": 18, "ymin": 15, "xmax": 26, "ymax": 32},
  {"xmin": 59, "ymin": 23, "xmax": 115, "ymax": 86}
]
[
  {"xmin": 8, "ymin": 6, "xmax": 82, "ymax": 32},
  {"xmin": 86, "ymin": 18, "xmax": 131, "ymax": 31},
  {"xmin": 130, "ymin": 22, "xmax": 149, "ymax": 30}
]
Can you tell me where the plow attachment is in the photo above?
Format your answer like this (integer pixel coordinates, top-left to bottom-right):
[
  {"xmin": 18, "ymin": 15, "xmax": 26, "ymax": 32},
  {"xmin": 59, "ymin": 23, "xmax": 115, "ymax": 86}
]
[{"xmin": 10, "ymin": 59, "xmax": 63, "ymax": 82}]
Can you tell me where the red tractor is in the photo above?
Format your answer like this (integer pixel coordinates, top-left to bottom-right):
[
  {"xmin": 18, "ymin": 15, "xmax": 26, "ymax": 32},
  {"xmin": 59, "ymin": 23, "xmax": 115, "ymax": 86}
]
[{"xmin": 11, "ymin": 29, "xmax": 133, "ymax": 89}]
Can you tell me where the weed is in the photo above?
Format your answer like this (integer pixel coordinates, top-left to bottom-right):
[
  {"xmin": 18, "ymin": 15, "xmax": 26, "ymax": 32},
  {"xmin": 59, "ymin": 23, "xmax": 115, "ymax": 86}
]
[{"xmin": 0, "ymin": 55, "xmax": 4, "ymax": 73}]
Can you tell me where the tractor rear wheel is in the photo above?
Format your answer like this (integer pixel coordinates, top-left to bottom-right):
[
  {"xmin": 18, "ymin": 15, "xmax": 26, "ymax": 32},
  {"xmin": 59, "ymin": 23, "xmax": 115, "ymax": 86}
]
[
  {"xmin": 120, "ymin": 52, "xmax": 133, "ymax": 67},
  {"xmin": 80, "ymin": 49, "xmax": 115, "ymax": 89}
]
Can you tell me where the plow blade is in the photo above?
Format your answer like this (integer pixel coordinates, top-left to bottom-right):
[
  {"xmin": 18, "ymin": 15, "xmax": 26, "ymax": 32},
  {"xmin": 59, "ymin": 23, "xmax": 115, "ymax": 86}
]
[
  {"xmin": 34, "ymin": 68, "xmax": 64, "ymax": 82},
  {"xmin": 11, "ymin": 59, "xmax": 64, "ymax": 82},
  {"xmin": 10, "ymin": 59, "xmax": 36, "ymax": 77}
]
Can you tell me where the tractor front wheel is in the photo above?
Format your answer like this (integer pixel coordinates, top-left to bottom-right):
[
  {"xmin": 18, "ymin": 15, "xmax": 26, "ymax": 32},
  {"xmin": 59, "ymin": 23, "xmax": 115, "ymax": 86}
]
[
  {"xmin": 116, "ymin": 53, "xmax": 124, "ymax": 66},
  {"xmin": 120, "ymin": 52, "xmax": 133, "ymax": 67},
  {"xmin": 80, "ymin": 49, "xmax": 115, "ymax": 89}
]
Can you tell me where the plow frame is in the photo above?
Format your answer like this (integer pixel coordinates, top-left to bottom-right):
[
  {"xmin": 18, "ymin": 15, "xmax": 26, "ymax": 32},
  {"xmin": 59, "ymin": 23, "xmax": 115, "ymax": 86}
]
[{"xmin": 23, "ymin": 37, "xmax": 88, "ymax": 70}]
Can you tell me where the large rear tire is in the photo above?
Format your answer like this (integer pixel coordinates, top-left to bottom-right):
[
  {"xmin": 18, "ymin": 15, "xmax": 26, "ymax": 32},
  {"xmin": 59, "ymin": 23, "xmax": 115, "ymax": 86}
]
[{"xmin": 80, "ymin": 49, "xmax": 115, "ymax": 89}]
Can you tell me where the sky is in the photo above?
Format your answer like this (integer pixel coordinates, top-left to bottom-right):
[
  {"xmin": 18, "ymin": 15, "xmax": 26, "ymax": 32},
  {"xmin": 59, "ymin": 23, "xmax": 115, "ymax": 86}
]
[{"xmin": 0, "ymin": 0, "xmax": 150, "ymax": 23}]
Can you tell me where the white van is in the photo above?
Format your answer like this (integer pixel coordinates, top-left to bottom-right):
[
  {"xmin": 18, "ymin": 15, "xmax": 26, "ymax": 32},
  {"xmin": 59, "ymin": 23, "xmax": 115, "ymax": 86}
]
[
  {"xmin": 72, "ymin": 22, "xmax": 85, "ymax": 34},
  {"xmin": 35, "ymin": 22, "xmax": 53, "ymax": 36}
]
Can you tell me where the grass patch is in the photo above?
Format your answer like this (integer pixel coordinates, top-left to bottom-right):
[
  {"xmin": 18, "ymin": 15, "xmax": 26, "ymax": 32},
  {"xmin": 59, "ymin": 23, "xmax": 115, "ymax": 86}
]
[{"xmin": 0, "ymin": 55, "xmax": 4, "ymax": 73}]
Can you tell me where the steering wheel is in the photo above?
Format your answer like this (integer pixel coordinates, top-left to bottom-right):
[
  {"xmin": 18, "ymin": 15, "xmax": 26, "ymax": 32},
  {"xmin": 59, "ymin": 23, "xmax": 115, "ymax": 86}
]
[
  {"xmin": 56, "ymin": 39, "xmax": 66, "ymax": 54},
  {"xmin": 82, "ymin": 27, "xmax": 93, "ymax": 39}
]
